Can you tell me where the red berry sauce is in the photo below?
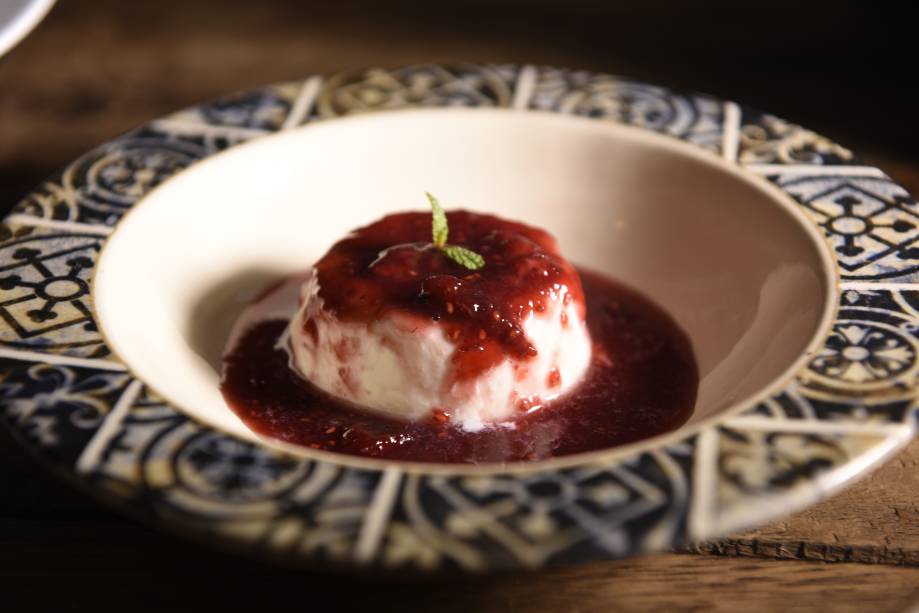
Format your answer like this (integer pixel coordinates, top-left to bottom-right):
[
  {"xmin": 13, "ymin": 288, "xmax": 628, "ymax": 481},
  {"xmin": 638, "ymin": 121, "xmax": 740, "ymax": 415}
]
[
  {"xmin": 308, "ymin": 211, "xmax": 585, "ymax": 382},
  {"xmin": 221, "ymin": 263, "xmax": 698, "ymax": 463}
]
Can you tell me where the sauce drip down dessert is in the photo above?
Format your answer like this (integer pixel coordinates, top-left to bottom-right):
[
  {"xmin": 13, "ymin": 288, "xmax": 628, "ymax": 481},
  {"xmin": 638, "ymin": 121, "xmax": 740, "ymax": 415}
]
[
  {"xmin": 221, "ymin": 199, "xmax": 698, "ymax": 463},
  {"xmin": 287, "ymin": 206, "xmax": 592, "ymax": 430}
]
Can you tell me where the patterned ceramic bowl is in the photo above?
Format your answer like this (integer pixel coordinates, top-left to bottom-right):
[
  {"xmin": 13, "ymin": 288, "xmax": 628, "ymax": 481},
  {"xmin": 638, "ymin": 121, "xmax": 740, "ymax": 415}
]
[{"xmin": 2, "ymin": 64, "xmax": 917, "ymax": 572}]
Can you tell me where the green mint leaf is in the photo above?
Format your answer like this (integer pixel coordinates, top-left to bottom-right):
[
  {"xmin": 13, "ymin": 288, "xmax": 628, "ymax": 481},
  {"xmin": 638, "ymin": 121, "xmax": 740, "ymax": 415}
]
[
  {"xmin": 443, "ymin": 245, "xmax": 485, "ymax": 270},
  {"xmin": 425, "ymin": 192, "xmax": 487, "ymax": 270},
  {"xmin": 427, "ymin": 192, "xmax": 448, "ymax": 248}
]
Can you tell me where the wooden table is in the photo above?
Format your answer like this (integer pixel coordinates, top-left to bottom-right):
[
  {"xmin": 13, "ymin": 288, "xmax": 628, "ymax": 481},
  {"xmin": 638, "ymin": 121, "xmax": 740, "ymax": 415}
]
[{"xmin": 3, "ymin": 1, "xmax": 919, "ymax": 610}]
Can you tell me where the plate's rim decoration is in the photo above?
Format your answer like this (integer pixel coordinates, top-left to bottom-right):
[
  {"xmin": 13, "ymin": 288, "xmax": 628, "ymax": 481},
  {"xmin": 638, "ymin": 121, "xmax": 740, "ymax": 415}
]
[{"xmin": 2, "ymin": 63, "xmax": 917, "ymax": 572}]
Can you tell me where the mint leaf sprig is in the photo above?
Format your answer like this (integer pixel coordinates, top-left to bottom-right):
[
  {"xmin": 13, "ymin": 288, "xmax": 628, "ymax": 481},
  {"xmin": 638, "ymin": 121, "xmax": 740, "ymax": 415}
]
[{"xmin": 426, "ymin": 192, "xmax": 485, "ymax": 270}]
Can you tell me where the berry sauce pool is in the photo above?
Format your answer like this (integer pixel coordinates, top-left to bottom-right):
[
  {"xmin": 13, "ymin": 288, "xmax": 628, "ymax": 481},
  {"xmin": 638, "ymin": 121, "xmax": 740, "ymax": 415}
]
[{"xmin": 221, "ymin": 270, "xmax": 698, "ymax": 464}]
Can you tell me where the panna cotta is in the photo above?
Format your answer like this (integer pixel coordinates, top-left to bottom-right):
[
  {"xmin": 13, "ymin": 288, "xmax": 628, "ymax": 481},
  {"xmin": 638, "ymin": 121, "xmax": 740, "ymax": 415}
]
[
  {"xmin": 284, "ymin": 209, "xmax": 592, "ymax": 431},
  {"xmin": 221, "ymin": 195, "xmax": 699, "ymax": 463}
]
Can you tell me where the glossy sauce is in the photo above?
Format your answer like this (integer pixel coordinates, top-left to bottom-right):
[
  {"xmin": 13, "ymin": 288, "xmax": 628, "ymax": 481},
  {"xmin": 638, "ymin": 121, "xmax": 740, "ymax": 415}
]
[
  {"xmin": 222, "ymin": 270, "xmax": 698, "ymax": 463},
  {"xmin": 310, "ymin": 211, "xmax": 584, "ymax": 382}
]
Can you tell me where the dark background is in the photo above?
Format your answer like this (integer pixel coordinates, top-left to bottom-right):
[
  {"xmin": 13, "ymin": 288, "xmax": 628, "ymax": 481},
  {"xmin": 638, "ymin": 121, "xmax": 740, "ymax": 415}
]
[{"xmin": 1, "ymin": 1, "xmax": 919, "ymax": 610}]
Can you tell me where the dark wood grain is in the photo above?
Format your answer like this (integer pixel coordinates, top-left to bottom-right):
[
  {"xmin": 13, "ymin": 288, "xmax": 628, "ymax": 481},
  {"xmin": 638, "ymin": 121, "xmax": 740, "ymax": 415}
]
[
  {"xmin": 686, "ymin": 437, "xmax": 919, "ymax": 566},
  {"xmin": 5, "ymin": 518, "xmax": 919, "ymax": 613},
  {"xmin": 2, "ymin": 0, "xmax": 919, "ymax": 610}
]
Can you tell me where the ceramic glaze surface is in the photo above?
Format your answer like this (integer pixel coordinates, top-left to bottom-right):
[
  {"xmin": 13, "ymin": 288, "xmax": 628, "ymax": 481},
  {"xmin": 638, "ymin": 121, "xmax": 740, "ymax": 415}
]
[
  {"xmin": 94, "ymin": 109, "xmax": 831, "ymax": 442},
  {"xmin": 1, "ymin": 64, "xmax": 917, "ymax": 572}
]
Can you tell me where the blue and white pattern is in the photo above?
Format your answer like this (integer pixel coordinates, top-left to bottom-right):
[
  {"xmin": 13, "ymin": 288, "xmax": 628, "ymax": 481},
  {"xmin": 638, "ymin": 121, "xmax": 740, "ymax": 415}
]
[
  {"xmin": 0, "ymin": 225, "xmax": 107, "ymax": 358},
  {"xmin": 528, "ymin": 67, "xmax": 726, "ymax": 154},
  {"xmin": 0, "ymin": 361, "xmax": 130, "ymax": 463},
  {"xmin": 1, "ymin": 64, "xmax": 917, "ymax": 572},
  {"xmin": 738, "ymin": 110, "xmax": 856, "ymax": 166},
  {"xmin": 315, "ymin": 64, "xmax": 518, "ymax": 119},
  {"xmin": 761, "ymin": 172, "xmax": 919, "ymax": 282}
]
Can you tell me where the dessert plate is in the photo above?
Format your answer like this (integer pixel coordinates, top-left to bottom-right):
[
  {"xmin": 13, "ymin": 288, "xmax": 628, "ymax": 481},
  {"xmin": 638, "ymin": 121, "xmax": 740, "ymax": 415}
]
[{"xmin": 2, "ymin": 64, "xmax": 917, "ymax": 571}]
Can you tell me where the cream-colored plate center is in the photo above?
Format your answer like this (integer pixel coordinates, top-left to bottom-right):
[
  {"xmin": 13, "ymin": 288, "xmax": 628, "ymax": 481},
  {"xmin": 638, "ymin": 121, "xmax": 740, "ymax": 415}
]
[{"xmin": 94, "ymin": 109, "xmax": 835, "ymax": 453}]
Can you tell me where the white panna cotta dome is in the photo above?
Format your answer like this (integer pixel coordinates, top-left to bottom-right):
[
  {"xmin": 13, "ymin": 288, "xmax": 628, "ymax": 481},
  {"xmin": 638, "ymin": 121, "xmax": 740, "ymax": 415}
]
[{"xmin": 284, "ymin": 209, "xmax": 592, "ymax": 431}]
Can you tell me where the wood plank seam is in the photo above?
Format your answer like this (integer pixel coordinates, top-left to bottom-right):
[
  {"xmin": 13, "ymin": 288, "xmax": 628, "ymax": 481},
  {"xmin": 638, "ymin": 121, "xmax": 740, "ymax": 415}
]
[{"xmin": 678, "ymin": 539, "xmax": 919, "ymax": 567}]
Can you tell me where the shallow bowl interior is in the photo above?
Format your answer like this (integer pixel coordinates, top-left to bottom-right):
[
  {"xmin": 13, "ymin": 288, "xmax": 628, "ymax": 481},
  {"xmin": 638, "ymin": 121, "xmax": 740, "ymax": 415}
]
[{"xmin": 94, "ymin": 109, "xmax": 834, "ymax": 454}]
